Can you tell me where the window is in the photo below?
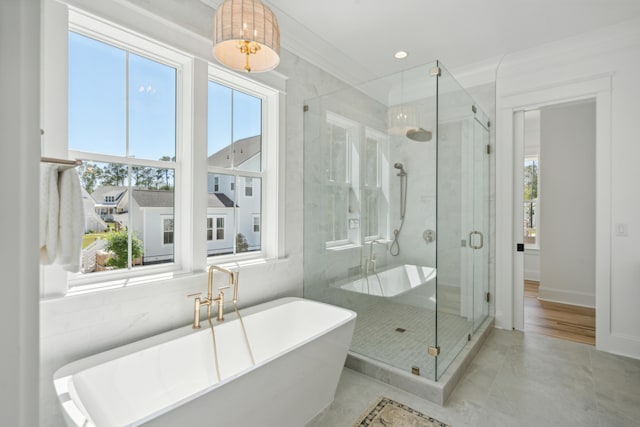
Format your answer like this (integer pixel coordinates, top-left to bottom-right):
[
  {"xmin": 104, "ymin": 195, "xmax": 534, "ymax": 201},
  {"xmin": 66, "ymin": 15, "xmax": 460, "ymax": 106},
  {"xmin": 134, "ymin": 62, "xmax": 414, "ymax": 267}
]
[
  {"xmin": 42, "ymin": 9, "xmax": 282, "ymax": 295},
  {"xmin": 216, "ymin": 217, "xmax": 225, "ymax": 240},
  {"xmin": 325, "ymin": 113, "xmax": 388, "ymax": 247},
  {"xmin": 163, "ymin": 218, "xmax": 174, "ymax": 245},
  {"xmin": 253, "ymin": 215, "xmax": 260, "ymax": 232},
  {"xmin": 207, "ymin": 79, "xmax": 264, "ymax": 258},
  {"xmin": 326, "ymin": 113, "xmax": 355, "ymax": 245},
  {"xmin": 207, "ymin": 218, "xmax": 214, "ymax": 241},
  {"xmin": 69, "ymin": 31, "xmax": 177, "ymax": 274},
  {"xmin": 245, "ymin": 177, "xmax": 253, "ymax": 197},
  {"xmin": 524, "ymin": 156, "xmax": 539, "ymax": 247}
]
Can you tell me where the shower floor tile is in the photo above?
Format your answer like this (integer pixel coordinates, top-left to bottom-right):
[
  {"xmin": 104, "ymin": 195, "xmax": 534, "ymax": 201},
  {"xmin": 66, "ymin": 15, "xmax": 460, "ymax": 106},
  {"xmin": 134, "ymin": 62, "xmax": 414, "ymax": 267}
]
[{"xmin": 350, "ymin": 300, "xmax": 472, "ymax": 379}]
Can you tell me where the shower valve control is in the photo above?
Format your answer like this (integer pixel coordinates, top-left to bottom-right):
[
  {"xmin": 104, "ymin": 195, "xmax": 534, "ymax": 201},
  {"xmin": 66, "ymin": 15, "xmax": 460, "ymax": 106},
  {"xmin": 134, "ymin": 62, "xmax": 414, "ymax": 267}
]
[{"xmin": 423, "ymin": 229, "xmax": 436, "ymax": 243}]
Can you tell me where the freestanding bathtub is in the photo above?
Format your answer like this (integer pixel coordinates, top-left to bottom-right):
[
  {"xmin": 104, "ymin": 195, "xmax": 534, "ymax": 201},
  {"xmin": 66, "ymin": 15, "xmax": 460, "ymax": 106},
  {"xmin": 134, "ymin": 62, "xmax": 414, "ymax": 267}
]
[{"xmin": 53, "ymin": 297, "xmax": 356, "ymax": 427}]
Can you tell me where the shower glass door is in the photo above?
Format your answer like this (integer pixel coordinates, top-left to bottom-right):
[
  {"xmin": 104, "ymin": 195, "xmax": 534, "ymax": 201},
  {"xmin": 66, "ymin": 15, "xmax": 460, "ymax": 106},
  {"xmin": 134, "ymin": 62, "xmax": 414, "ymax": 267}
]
[
  {"xmin": 472, "ymin": 117, "xmax": 490, "ymax": 331},
  {"xmin": 435, "ymin": 61, "xmax": 490, "ymax": 380}
]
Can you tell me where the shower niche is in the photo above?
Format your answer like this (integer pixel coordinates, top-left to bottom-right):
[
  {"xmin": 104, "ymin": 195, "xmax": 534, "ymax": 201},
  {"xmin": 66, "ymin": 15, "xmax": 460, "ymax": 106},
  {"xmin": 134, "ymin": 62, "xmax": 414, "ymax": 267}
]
[{"xmin": 303, "ymin": 61, "xmax": 492, "ymax": 401}]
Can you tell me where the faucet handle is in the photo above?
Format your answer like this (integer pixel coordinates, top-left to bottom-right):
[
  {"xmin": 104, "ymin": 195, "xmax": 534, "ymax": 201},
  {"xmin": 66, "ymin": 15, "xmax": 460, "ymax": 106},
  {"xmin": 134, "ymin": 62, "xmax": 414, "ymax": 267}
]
[{"xmin": 187, "ymin": 292, "xmax": 202, "ymax": 298}]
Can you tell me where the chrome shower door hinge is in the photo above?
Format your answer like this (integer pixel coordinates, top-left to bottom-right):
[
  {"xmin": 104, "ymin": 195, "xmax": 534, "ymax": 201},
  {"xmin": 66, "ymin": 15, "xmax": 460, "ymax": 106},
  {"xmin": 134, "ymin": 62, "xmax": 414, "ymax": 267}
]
[
  {"xmin": 429, "ymin": 66, "xmax": 441, "ymax": 77},
  {"xmin": 427, "ymin": 346, "xmax": 440, "ymax": 357}
]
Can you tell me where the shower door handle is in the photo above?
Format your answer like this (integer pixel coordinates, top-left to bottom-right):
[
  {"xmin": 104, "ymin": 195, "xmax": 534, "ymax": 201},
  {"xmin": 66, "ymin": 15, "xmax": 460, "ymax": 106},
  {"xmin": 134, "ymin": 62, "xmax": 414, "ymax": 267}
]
[{"xmin": 469, "ymin": 231, "xmax": 484, "ymax": 250}]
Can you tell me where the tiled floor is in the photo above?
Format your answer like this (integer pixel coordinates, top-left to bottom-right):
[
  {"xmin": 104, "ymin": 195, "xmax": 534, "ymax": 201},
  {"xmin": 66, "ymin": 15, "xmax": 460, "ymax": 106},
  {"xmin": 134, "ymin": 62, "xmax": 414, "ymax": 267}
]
[
  {"xmin": 351, "ymin": 300, "xmax": 472, "ymax": 380},
  {"xmin": 307, "ymin": 329, "xmax": 640, "ymax": 427}
]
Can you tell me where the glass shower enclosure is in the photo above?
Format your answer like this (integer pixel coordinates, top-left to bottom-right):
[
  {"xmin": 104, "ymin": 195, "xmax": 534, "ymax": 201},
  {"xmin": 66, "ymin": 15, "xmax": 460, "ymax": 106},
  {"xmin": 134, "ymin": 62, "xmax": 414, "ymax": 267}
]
[{"xmin": 303, "ymin": 60, "xmax": 490, "ymax": 381}]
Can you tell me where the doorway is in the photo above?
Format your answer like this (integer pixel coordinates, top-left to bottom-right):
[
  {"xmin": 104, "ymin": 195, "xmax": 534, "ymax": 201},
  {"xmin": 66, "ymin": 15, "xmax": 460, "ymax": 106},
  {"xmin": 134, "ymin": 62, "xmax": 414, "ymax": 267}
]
[{"xmin": 515, "ymin": 101, "xmax": 596, "ymax": 345}]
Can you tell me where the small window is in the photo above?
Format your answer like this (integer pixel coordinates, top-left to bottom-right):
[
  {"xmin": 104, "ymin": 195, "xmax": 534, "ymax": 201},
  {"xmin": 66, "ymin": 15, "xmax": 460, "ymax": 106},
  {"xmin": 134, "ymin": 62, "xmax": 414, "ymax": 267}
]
[
  {"xmin": 207, "ymin": 218, "xmax": 214, "ymax": 241},
  {"xmin": 216, "ymin": 217, "xmax": 225, "ymax": 240},
  {"xmin": 245, "ymin": 177, "xmax": 253, "ymax": 197},
  {"xmin": 230, "ymin": 182, "xmax": 235, "ymax": 191},
  {"xmin": 213, "ymin": 176, "xmax": 219, "ymax": 192},
  {"xmin": 253, "ymin": 215, "xmax": 260, "ymax": 232},
  {"xmin": 163, "ymin": 218, "xmax": 174, "ymax": 245}
]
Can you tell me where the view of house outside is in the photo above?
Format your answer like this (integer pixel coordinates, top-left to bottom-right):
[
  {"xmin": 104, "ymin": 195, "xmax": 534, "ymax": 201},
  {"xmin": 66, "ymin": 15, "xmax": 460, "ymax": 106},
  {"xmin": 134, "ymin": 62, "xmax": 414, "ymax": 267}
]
[{"xmin": 69, "ymin": 32, "xmax": 262, "ymax": 274}]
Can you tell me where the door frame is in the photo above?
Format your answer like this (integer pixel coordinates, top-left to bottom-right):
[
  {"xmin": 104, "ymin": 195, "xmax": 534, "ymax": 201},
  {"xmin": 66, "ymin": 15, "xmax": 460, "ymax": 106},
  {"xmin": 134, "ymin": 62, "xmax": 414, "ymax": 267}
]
[{"xmin": 495, "ymin": 75, "xmax": 612, "ymax": 350}]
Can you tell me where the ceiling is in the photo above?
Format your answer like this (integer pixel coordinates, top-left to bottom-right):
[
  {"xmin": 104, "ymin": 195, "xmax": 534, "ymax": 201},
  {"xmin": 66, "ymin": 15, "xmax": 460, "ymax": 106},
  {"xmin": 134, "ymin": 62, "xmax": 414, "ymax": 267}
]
[{"xmin": 262, "ymin": 0, "xmax": 640, "ymax": 84}]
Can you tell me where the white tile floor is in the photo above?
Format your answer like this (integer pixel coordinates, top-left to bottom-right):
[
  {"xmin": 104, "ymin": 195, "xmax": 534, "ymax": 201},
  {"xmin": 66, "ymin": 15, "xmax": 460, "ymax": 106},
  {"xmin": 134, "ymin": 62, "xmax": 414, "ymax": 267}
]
[
  {"xmin": 351, "ymin": 300, "xmax": 472, "ymax": 380},
  {"xmin": 307, "ymin": 329, "xmax": 640, "ymax": 427}
]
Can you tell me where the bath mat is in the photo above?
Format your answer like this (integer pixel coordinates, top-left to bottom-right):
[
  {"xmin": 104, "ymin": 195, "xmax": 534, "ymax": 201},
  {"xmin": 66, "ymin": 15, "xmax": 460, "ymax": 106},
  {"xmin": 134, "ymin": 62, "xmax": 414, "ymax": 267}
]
[{"xmin": 354, "ymin": 396, "xmax": 451, "ymax": 427}]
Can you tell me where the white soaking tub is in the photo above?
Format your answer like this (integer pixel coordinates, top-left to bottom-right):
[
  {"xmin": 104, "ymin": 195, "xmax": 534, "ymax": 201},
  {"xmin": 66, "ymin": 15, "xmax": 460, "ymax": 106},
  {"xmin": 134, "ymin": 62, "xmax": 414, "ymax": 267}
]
[{"xmin": 53, "ymin": 297, "xmax": 356, "ymax": 427}]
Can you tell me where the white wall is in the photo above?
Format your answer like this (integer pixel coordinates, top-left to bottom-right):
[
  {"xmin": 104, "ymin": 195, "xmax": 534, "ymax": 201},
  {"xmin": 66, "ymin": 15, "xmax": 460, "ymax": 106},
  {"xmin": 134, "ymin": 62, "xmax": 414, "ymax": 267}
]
[
  {"xmin": 495, "ymin": 17, "xmax": 640, "ymax": 359},
  {"xmin": 0, "ymin": 1, "xmax": 41, "ymax": 426},
  {"xmin": 538, "ymin": 101, "xmax": 596, "ymax": 307},
  {"xmin": 524, "ymin": 250, "xmax": 540, "ymax": 281}
]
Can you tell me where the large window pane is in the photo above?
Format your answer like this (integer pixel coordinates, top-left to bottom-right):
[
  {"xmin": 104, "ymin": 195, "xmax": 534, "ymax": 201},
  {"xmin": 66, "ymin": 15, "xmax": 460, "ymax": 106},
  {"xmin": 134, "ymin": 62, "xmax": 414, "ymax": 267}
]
[
  {"xmin": 208, "ymin": 81, "xmax": 232, "ymax": 167},
  {"xmin": 69, "ymin": 32, "xmax": 126, "ymax": 156},
  {"xmin": 77, "ymin": 161, "xmax": 175, "ymax": 273},
  {"xmin": 128, "ymin": 53, "xmax": 176, "ymax": 161}
]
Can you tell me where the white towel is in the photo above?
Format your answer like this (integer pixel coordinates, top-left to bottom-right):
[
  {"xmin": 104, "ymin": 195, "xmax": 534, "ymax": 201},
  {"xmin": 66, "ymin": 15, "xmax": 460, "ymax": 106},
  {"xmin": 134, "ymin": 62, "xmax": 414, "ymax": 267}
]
[
  {"xmin": 40, "ymin": 163, "xmax": 59, "ymax": 264},
  {"xmin": 57, "ymin": 168, "xmax": 84, "ymax": 272}
]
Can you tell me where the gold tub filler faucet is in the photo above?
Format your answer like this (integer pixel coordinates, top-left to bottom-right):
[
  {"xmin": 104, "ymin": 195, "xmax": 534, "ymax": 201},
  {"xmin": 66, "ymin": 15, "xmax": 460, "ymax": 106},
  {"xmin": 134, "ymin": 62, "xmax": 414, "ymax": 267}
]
[{"xmin": 188, "ymin": 265, "xmax": 239, "ymax": 329}]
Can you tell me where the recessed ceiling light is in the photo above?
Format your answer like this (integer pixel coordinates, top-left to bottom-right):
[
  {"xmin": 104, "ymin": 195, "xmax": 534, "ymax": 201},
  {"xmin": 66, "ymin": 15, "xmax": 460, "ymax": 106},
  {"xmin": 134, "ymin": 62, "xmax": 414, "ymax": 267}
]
[{"xmin": 394, "ymin": 51, "xmax": 408, "ymax": 59}]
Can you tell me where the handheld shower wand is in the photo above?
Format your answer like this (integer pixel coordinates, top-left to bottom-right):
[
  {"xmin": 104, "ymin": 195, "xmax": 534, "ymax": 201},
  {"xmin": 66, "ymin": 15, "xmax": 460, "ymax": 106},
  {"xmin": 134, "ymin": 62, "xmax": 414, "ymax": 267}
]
[{"xmin": 390, "ymin": 163, "xmax": 408, "ymax": 256}]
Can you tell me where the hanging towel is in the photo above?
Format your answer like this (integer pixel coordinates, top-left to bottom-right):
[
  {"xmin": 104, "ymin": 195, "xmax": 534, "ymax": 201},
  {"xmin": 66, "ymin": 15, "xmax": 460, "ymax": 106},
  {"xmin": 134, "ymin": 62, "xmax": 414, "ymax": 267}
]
[
  {"xmin": 57, "ymin": 167, "xmax": 84, "ymax": 272},
  {"xmin": 40, "ymin": 163, "xmax": 59, "ymax": 264}
]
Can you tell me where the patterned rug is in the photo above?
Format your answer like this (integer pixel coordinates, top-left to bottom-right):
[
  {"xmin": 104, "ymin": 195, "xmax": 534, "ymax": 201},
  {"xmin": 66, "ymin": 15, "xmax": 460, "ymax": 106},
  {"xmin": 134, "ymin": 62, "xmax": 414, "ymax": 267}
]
[{"xmin": 354, "ymin": 397, "xmax": 452, "ymax": 427}]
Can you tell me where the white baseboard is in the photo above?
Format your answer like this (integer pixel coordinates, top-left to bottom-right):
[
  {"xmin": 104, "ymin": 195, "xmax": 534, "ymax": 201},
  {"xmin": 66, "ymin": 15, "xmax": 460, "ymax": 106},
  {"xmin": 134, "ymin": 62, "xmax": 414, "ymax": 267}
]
[{"xmin": 537, "ymin": 286, "xmax": 595, "ymax": 308}]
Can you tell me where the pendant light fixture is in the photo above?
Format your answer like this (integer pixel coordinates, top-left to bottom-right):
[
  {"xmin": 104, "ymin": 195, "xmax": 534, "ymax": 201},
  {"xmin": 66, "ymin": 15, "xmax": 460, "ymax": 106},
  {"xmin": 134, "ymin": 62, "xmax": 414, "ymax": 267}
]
[{"xmin": 213, "ymin": 0, "xmax": 281, "ymax": 73}]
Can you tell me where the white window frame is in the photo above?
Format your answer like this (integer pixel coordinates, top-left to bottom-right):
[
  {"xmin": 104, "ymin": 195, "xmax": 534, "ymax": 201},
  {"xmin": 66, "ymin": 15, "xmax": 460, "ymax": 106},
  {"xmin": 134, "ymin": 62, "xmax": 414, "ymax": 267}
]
[
  {"xmin": 206, "ymin": 65, "xmax": 280, "ymax": 264},
  {"xmin": 42, "ymin": 9, "xmax": 193, "ymax": 293},
  {"xmin": 325, "ymin": 112, "xmax": 358, "ymax": 248},
  {"xmin": 40, "ymin": 5, "xmax": 283, "ymax": 297}
]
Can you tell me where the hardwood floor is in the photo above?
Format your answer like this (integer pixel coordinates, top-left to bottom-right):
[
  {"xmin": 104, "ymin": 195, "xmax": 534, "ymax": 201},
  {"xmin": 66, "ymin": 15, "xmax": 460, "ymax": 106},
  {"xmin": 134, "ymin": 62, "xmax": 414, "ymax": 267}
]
[{"xmin": 524, "ymin": 280, "xmax": 595, "ymax": 345}]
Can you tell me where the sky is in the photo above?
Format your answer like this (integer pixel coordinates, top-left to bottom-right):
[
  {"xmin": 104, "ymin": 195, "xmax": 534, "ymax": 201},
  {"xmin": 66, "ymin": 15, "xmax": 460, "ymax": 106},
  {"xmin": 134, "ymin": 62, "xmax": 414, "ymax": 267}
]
[{"xmin": 68, "ymin": 32, "xmax": 261, "ymax": 164}]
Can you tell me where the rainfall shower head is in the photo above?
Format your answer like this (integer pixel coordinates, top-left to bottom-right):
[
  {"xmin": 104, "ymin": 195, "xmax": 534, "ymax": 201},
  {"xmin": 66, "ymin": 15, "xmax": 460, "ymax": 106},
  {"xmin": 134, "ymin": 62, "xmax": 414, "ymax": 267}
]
[
  {"xmin": 406, "ymin": 127, "xmax": 432, "ymax": 142},
  {"xmin": 394, "ymin": 163, "xmax": 407, "ymax": 176}
]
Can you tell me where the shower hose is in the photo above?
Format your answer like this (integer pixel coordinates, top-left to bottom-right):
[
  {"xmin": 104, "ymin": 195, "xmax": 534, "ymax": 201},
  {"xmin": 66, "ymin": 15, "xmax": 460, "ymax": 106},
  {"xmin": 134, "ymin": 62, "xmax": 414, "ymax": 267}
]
[{"xmin": 390, "ymin": 173, "xmax": 407, "ymax": 256}]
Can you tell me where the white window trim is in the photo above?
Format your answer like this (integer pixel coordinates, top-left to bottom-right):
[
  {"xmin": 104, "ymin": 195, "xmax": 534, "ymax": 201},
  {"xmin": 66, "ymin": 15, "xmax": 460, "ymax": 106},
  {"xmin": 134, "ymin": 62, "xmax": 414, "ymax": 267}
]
[{"xmin": 40, "ymin": 3, "xmax": 285, "ymax": 298}]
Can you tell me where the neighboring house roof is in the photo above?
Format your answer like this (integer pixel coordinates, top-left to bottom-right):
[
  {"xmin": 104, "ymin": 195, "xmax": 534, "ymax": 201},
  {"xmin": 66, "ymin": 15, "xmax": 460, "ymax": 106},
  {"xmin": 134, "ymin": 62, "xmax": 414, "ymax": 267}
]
[
  {"xmin": 208, "ymin": 192, "xmax": 236, "ymax": 208},
  {"xmin": 131, "ymin": 189, "xmax": 175, "ymax": 208},
  {"xmin": 207, "ymin": 135, "xmax": 261, "ymax": 167},
  {"xmin": 91, "ymin": 186, "xmax": 127, "ymax": 206}
]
